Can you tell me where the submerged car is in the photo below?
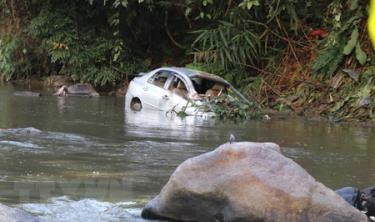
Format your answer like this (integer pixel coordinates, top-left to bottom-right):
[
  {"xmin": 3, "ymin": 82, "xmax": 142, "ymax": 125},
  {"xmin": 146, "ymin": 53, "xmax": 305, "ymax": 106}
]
[{"xmin": 125, "ymin": 67, "xmax": 248, "ymax": 116}]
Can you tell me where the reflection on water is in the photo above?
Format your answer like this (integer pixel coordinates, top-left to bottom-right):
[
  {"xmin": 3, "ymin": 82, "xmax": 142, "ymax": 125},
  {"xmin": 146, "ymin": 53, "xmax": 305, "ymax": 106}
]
[
  {"xmin": 1, "ymin": 84, "xmax": 375, "ymax": 220},
  {"xmin": 124, "ymin": 107, "xmax": 216, "ymax": 141}
]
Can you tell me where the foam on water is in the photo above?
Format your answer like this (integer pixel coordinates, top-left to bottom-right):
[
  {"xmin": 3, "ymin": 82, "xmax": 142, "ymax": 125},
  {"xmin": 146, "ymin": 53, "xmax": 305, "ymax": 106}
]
[
  {"xmin": 19, "ymin": 196, "xmax": 166, "ymax": 222},
  {"xmin": 0, "ymin": 140, "xmax": 41, "ymax": 149}
]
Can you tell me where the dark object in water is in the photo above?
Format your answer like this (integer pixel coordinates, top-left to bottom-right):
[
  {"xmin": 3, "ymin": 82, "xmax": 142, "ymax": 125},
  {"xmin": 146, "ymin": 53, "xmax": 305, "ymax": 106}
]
[
  {"xmin": 360, "ymin": 186, "xmax": 375, "ymax": 217},
  {"xmin": 13, "ymin": 91, "xmax": 41, "ymax": 97},
  {"xmin": 336, "ymin": 186, "xmax": 375, "ymax": 219}
]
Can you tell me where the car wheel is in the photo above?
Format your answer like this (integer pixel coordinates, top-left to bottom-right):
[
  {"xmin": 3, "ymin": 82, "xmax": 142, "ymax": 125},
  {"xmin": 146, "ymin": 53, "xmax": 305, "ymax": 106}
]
[{"xmin": 130, "ymin": 98, "xmax": 142, "ymax": 111}]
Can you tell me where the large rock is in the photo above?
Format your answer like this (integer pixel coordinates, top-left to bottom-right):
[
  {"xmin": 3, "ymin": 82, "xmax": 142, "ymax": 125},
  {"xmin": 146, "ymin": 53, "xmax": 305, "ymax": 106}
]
[
  {"xmin": 0, "ymin": 203, "xmax": 39, "ymax": 222},
  {"xmin": 142, "ymin": 142, "xmax": 368, "ymax": 222}
]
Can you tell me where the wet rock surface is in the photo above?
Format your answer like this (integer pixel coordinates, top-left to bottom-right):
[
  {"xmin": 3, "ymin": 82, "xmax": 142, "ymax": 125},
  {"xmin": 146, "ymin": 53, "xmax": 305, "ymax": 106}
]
[
  {"xmin": 0, "ymin": 203, "xmax": 39, "ymax": 222},
  {"xmin": 142, "ymin": 142, "xmax": 368, "ymax": 222}
]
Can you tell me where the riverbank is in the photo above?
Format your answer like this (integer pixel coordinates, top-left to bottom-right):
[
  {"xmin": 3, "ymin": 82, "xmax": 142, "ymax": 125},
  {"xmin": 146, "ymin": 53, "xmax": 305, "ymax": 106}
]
[
  {"xmin": 4, "ymin": 75, "xmax": 128, "ymax": 97},
  {"xmin": 5, "ymin": 73, "xmax": 375, "ymax": 126},
  {"xmin": 250, "ymin": 68, "xmax": 375, "ymax": 124}
]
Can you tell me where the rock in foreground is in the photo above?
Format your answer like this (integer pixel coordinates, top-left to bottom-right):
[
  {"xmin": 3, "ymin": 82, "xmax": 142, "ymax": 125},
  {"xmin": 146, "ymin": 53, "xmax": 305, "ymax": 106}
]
[
  {"xmin": 0, "ymin": 203, "xmax": 39, "ymax": 222},
  {"xmin": 142, "ymin": 142, "xmax": 367, "ymax": 222}
]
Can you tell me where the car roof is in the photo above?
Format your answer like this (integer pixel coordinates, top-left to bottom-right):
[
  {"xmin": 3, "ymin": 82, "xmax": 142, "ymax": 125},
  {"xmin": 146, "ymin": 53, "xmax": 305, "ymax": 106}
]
[{"xmin": 163, "ymin": 67, "xmax": 230, "ymax": 85}]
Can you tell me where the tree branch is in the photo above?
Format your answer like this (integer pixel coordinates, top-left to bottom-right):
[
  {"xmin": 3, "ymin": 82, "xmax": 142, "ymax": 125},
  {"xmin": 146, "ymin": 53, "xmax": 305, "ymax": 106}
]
[{"xmin": 164, "ymin": 11, "xmax": 185, "ymax": 49}]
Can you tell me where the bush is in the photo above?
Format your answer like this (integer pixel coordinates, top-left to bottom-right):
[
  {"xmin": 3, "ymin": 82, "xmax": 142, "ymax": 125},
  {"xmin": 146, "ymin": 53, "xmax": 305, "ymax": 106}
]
[{"xmin": 0, "ymin": 36, "xmax": 33, "ymax": 81}]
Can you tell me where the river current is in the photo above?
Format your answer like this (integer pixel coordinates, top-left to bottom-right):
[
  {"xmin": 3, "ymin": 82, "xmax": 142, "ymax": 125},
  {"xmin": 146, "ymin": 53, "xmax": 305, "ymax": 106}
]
[{"xmin": 0, "ymin": 84, "xmax": 374, "ymax": 221}]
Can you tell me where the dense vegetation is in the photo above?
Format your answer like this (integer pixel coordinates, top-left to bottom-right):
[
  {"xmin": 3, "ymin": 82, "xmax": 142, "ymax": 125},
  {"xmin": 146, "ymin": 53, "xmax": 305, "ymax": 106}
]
[{"xmin": 0, "ymin": 0, "xmax": 374, "ymax": 120}]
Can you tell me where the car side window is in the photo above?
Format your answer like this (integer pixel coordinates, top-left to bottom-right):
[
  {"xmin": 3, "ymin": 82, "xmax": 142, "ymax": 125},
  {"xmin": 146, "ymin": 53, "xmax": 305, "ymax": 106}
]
[
  {"xmin": 169, "ymin": 75, "xmax": 188, "ymax": 98},
  {"xmin": 148, "ymin": 71, "xmax": 171, "ymax": 88}
]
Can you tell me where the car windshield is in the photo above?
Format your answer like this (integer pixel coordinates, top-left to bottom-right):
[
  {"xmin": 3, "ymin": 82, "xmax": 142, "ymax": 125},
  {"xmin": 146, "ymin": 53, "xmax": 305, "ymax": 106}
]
[{"xmin": 190, "ymin": 76, "xmax": 227, "ymax": 97}]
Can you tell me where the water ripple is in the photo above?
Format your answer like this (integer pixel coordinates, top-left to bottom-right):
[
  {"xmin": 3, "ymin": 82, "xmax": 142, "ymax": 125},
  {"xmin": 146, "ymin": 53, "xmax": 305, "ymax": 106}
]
[{"xmin": 0, "ymin": 140, "xmax": 42, "ymax": 149}]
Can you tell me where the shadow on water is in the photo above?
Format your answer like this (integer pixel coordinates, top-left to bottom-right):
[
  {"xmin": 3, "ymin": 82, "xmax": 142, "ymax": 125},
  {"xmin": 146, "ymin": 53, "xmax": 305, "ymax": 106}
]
[{"xmin": 1, "ymin": 84, "xmax": 375, "ymax": 220}]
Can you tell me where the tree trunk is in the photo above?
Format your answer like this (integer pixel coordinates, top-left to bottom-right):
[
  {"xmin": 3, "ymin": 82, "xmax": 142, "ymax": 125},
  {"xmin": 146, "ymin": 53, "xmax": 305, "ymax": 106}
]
[{"xmin": 4, "ymin": 0, "xmax": 30, "ymax": 33}]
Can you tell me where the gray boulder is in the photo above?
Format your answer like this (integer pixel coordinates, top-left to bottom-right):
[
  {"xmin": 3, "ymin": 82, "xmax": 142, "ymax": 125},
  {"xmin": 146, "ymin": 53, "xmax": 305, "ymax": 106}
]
[
  {"xmin": 142, "ymin": 142, "xmax": 368, "ymax": 222},
  {"xmin": 54, "ymin": 83, "xmax": 99, "ymax": 97},
  {"xmin": 0, "ymin": 203, "xmax": 39, "ymax": 222}
]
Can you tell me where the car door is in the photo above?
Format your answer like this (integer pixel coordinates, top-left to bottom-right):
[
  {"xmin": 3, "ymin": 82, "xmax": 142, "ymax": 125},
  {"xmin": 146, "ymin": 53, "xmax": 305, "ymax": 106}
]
[
  {"xmin": 162, "ymin": 73, "xmax": 191, "ymax": 112},
  {"xmin": 141, "ymin": 70, "xmax": 173, "ymax": 110}
]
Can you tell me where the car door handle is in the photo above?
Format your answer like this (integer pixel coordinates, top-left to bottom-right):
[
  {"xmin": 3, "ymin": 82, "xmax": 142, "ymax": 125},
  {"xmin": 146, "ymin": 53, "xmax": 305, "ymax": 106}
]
[{"xmin": 162, "ymin": 95, "xmax": 169, "ymax": 100}]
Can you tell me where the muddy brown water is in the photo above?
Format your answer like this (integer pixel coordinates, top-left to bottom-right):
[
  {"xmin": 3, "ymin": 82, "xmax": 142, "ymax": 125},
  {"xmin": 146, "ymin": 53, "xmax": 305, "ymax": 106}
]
[{"xmin": 0, "ymin": 84, "xmax": 375, "ymax": 221}]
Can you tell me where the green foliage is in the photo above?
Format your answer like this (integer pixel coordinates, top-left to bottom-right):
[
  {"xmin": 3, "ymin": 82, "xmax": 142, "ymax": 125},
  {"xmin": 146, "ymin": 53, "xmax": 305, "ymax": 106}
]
[
  {"xmin": 27, "ymin": 5, "xmax": 114, "ymax": 85},
  {"xmin": 239, "ymin": 0, "xmax": 260, "ymax": 10},
  {"xmin": 312, "ymin": 1, "xmax": 368, "ymax": 76},
  {"xmin": 343, "ymin": 28, "xmax": 359, "ymax": 55},
  {"xmin": 207, "ymin": 94, "xmax": 260, "ymax": 120},
  {"xmin": 192, "ymin": 21, "xmax": 260, "ymax": 69},
  {"xmin": 0, "ymin": 0, "xmax": 151, "ymax": 85},
  {"xmin": 189, "ymin": 0, "xmax": 328, "ymax": 80},
  {"xmin": 0, "ymin": 0, "xmax": 6, "ymax": 15},
  {"xmin": 312, "ymin": 40, "xmax": 345, "ymax": 76},
  {"xmin": 0, "ymin": 38, "xmax": 17, "ymax": 80},
  {"xmin": 185, "ymin": 62, "xmax": 246, "ymax": 88},
  {"xmin": 355, "ymin": 43, "xmax": 367, "ymax": 65},
  {"xmin": 0, "ymin": 36, "xmax": 33, "ymax": 81}
]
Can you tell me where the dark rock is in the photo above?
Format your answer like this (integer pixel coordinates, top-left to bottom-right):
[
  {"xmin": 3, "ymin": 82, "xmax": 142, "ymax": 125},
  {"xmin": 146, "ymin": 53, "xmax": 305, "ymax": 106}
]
[
  {"xmin": 13, "ymin": 91, "xmax": 41, "ymax": 97},
  {"xmin": 360, "ymin": 186, "xmax": 375, "ymax": 217},
  {"xmin": 0, "ymin": 203, "xmax": 39, "ymax": 222},
  {"xmin": 142, "ymin": 142, "xmax": 367, "ymax": 222}
]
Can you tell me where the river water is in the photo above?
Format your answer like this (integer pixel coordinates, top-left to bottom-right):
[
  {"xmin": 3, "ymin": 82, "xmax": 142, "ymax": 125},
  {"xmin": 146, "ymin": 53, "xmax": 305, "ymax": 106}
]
[{"xmin": 0, "ymin": 84, "xmax": 375, "ymax": 221}]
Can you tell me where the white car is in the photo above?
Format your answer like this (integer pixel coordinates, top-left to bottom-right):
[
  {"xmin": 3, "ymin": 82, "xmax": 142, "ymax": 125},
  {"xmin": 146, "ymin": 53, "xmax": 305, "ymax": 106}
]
[{"xmin": 125, "ymin": 67, "xmax": 248, "ymax": 116}]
